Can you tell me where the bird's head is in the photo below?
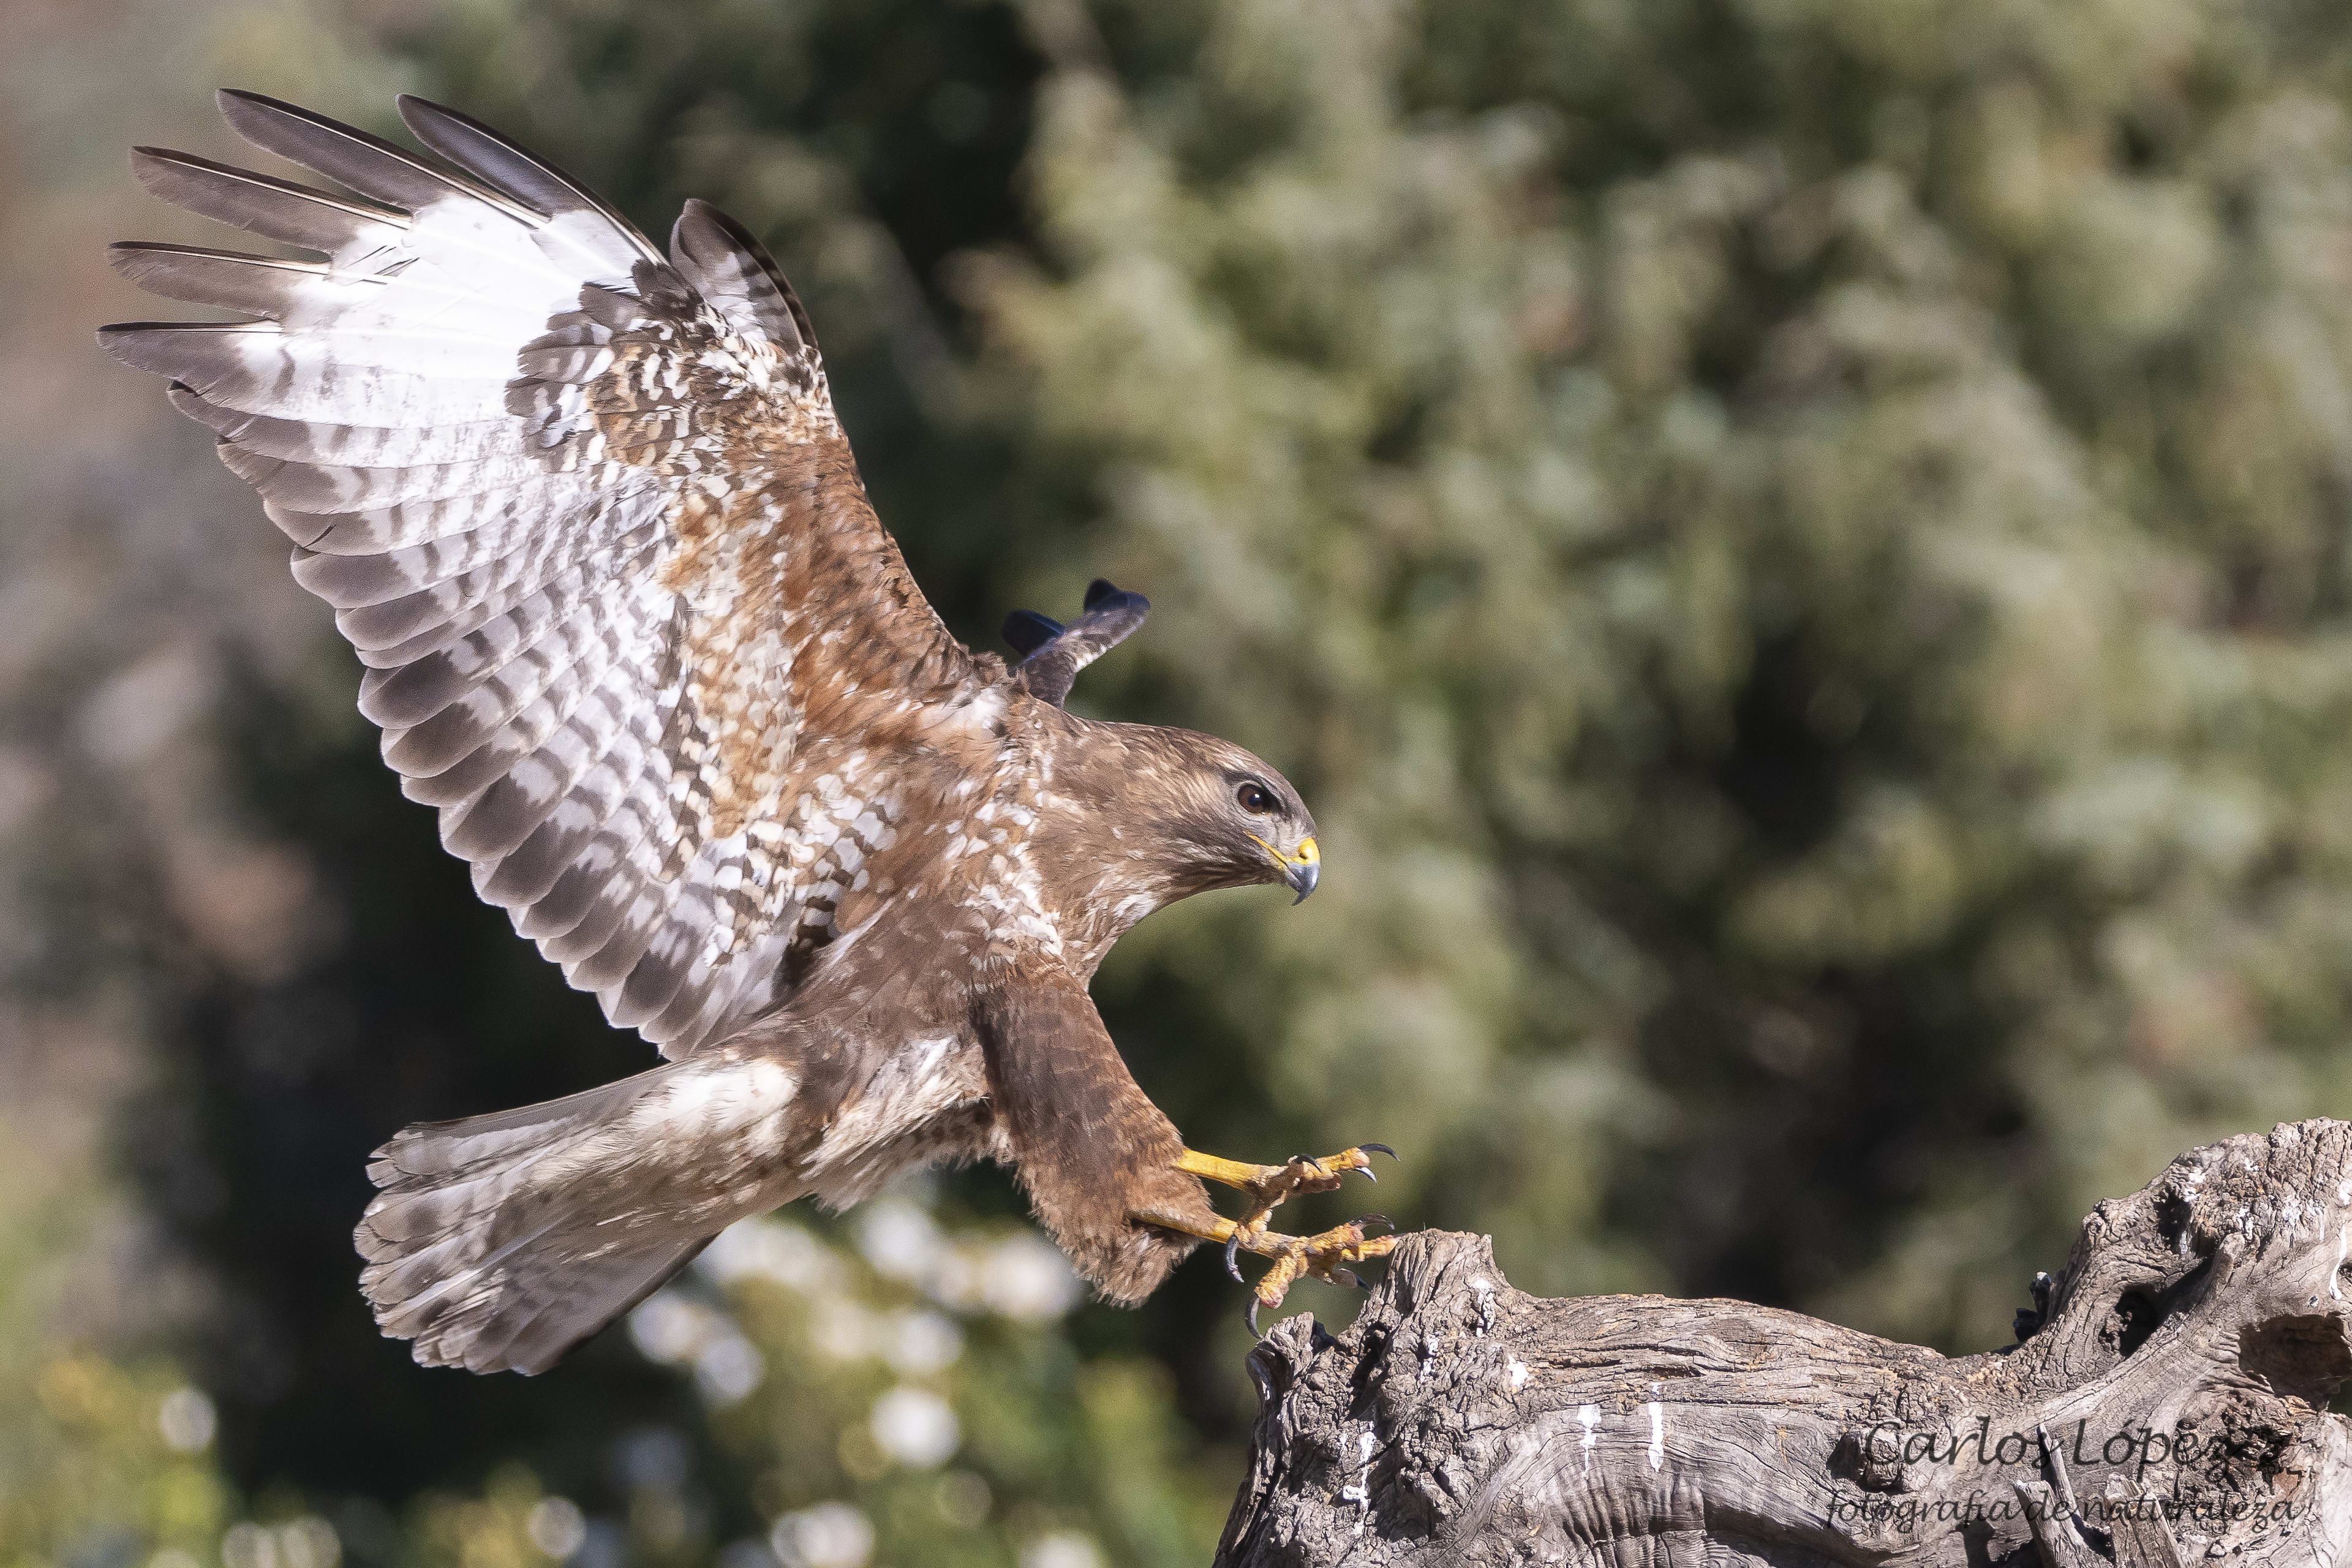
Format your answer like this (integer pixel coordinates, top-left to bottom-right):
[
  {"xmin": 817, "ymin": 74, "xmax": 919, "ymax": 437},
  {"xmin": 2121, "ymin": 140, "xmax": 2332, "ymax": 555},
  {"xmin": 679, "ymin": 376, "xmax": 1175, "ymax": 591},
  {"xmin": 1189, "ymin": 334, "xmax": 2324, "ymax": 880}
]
[{"xmin": 1114, "ymin": 729, "xmax": 1320, "ymax": 905}]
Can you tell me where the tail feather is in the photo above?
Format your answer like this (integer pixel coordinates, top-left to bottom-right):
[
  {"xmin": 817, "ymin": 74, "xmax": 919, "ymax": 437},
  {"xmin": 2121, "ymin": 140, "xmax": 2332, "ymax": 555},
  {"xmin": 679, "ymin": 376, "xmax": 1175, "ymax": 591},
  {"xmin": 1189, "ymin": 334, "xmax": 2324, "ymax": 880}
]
[
  {"xmin": 357, "ymin": 1053, "xmax": 803, "ymax": 1374},
  {"xmin": 361, "ymin": 1075, "xmax": 639, "ymax": 1232},
  {"xmin": 449, "ymin": 1233, "xmax": 710, "ymax": 1376}
]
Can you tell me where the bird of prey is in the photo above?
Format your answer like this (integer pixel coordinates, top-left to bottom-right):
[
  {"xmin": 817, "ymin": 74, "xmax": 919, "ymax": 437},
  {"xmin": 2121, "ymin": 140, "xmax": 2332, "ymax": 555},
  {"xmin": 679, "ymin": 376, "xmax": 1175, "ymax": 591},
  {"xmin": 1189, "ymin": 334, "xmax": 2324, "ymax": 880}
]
[{"xmin": 102, "ymin": 92, "xmax": 1395, "ymax": 1374}]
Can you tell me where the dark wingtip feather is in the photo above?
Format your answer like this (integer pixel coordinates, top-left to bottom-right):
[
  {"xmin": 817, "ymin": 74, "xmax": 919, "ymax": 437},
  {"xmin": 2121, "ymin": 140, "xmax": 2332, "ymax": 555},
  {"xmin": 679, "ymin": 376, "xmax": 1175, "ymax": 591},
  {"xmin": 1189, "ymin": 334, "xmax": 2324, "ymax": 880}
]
[
  {"xmin": 216, "ymin": 86, "xmax": 338, "ymax": 126},
  {"xmin": 1082, "ymin": 578, "xmax": 1148, "ymax": 617},
  {"xmin": 127, "ymin": 143, "xmax": 413, "ymax": 255},
  {"xmin": 108, "ymin": 241, "xmax": 324, "ymax": 317},
  {"xmin": 214, "ymin": 87, "xmax": 330, "ymax": 141},
  {"xmin": 94, "ymin": 321, "xmax": 154, "ymax": 368},
  {"xmin": 1002, "ymin": 609, "xmax": 1065, "ymax": 657},
  {"xmin": 215, "ymin": 87, "xmax": 534, "ymax": 222},
  {"xmin": 395, "ymin": 94, "xmax": 661, "ymax": 264},
  {"xmin": 97, "ymin": 319, "xmax": 268, "ymax": 373},
  {"xmin": 392, "ymin": 95, "xmax": 556, "ymax": 220},
  {"xmin": 1009, "ymin": 581, "xmax": 1151, "ymax": 706}
]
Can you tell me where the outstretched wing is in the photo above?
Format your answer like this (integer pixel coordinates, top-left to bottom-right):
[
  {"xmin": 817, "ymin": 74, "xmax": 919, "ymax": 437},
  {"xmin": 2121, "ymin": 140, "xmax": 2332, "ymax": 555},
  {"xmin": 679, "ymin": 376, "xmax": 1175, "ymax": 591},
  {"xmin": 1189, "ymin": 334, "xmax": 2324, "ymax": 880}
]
[{"xmin": 103, "ymin": 92, "xmax": 993, "ymax": 1057}]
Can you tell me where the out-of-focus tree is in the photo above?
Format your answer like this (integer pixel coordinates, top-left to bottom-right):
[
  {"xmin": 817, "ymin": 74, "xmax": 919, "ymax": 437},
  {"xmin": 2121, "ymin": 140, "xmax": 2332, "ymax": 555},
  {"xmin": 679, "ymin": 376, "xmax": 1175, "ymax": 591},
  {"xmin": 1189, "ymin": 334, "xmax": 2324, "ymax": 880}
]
[
  {"xmin": 961, "ymin": 0, "xmax": 2352, "ymax": 1354},
  {"xmin": 0, "ymin": 1123, "xmax": 235, "ymax": 1568},
  {"xmin": 19, "ymin": 0, "xmax": 2352, "ymax": 1565}
]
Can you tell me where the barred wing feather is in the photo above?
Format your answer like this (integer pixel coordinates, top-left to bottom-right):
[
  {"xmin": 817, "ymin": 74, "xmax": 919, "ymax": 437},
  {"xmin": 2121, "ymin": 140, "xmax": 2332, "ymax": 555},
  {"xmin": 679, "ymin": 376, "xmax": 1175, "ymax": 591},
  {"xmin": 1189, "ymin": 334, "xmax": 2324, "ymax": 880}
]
[{"xmin": 103, "ymin": 92, "xmax": 983, "ymax": 1057}]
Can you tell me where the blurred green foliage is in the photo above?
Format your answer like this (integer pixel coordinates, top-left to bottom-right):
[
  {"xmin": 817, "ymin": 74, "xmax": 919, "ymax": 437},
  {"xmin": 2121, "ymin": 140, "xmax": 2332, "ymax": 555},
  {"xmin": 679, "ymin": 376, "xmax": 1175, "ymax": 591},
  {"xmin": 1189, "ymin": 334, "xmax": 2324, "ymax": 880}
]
[
  {"xmin": 18, "ymin": 0, "xmax": 2352, "ymax": 1564},
  {"xmin": 0, "ymin": 1142, "xmax": 234, "ymax": 1568}
]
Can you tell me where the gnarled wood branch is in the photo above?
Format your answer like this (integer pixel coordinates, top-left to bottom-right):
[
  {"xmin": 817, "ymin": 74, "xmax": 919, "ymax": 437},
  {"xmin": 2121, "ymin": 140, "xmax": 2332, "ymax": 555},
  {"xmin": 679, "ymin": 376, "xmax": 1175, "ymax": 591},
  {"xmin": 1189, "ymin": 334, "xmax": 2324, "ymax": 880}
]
[{"xmin": 1217, "ymin": 1119, "xmax": 2352, "ymax": 1567}]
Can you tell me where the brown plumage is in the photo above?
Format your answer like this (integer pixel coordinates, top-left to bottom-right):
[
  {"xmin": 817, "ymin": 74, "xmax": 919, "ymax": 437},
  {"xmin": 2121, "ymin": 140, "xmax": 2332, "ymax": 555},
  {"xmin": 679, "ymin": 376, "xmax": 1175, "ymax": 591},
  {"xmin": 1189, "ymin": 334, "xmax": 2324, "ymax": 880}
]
[{"xmin": 102, "ymin": 91, "xmax": 1343, "ymax": 1373}]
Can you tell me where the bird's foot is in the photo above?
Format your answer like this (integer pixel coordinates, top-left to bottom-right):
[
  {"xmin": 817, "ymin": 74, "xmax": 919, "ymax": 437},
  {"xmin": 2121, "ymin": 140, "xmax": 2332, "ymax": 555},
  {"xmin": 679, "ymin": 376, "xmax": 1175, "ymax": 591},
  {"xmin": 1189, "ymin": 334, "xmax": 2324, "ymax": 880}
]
[
  {"xmin": 1227, "ymin": 1216, "xmax": 1398, "ymax": 1333},
  {"xmin": 1174, "ymin": 1143, "xmax": 1395, "ymax": 1235},
  {"xmin": 1137, "ymin": 1144, "xmax": 1400, "ymax": 1329}
]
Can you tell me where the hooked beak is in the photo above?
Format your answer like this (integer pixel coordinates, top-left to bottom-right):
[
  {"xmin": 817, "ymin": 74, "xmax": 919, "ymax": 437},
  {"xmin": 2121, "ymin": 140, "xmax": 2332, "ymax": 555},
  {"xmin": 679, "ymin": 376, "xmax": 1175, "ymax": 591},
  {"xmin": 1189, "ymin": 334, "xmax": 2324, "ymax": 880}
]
[{"xmin": 1254, "ymin": 834, "xmax": 1321, "ymax": 904}]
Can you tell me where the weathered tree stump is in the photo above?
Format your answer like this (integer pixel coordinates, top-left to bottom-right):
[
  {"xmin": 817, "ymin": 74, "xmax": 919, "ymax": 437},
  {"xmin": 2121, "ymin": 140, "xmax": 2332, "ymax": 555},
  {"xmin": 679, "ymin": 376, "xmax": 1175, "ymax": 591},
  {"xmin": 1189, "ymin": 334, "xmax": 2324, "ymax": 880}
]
[{"xmin": 1218, "ymin": 1120, "xmax": 2352, "ymax": 1567}]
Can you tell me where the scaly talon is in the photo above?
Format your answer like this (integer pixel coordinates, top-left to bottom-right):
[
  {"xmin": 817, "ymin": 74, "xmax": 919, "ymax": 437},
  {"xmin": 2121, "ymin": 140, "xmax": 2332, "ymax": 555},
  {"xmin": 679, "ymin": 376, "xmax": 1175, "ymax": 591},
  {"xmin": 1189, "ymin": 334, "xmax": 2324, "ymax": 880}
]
[
  {"xmin": 1238, "ymin": 1218, "xmax": 1398, "ymax": 1333},
  {"xmin": 1131, "ymin": 1204, "xmax": 1400, "ymax": 1332},
  {"xmin": 1145, "ymin": 1144, "xmax": 1403, "ymax": 1327}
]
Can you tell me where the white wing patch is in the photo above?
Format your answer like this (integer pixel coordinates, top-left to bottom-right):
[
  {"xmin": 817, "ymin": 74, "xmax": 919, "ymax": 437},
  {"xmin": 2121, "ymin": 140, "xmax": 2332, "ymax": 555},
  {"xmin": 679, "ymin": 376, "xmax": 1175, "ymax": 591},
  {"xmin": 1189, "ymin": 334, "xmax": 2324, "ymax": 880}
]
[{"xmin": 106, "ymin": 92, "xmax": 987, "ymax": 1057}]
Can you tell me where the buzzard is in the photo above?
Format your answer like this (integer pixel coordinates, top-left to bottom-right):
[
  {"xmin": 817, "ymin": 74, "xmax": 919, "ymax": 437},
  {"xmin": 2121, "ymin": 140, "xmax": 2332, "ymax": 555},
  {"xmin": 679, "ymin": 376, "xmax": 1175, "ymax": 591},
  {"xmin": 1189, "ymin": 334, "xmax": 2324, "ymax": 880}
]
[{"xmin": 102, "ymin": 92, "xmax": 1394, "ymax": 1373}]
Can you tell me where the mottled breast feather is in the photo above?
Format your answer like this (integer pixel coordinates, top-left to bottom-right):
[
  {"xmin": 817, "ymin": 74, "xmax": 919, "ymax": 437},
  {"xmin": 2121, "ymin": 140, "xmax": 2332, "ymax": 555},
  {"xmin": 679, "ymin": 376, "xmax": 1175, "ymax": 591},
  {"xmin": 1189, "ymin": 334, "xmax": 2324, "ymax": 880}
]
[{"xmin": 103, "ymin": 92, "xmax": 998, "ymax": 1057}]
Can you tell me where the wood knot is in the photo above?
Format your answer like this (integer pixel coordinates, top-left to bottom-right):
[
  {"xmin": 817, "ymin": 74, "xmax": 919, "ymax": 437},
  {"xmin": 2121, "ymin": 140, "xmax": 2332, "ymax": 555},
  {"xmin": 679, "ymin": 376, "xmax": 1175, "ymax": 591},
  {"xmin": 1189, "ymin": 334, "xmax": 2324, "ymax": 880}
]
[{"xmin": 1830, "ymin": 1425, "xmax": 1910, "ymax": 1493}]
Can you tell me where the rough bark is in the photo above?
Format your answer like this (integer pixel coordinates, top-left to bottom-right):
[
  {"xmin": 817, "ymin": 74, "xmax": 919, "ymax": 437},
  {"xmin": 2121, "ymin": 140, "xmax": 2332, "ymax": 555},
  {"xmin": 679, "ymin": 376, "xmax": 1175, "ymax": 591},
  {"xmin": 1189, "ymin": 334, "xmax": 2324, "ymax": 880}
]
[{"xmin": 1217, "ymin": 1119, "xmax": 2352, "ymax": 1568}]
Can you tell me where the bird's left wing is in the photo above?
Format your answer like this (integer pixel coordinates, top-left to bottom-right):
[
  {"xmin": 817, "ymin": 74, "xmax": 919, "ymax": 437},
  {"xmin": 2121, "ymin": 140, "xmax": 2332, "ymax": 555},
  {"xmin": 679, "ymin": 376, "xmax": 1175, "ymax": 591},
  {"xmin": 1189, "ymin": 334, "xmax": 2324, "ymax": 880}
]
[
  {"xmin": 1001, "ymin": 578, "xmax": 1150, "ymax": 707},
  {"xmin": 104, "ymin": 92, "xmax": 994, "ymax": 1057}
]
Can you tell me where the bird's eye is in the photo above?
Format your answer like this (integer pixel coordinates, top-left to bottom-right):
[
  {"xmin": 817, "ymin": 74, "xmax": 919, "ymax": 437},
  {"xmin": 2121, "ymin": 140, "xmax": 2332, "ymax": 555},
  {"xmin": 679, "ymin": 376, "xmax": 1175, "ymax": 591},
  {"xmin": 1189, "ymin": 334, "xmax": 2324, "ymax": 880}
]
[{"xmin": 1237, "ymin": 782, "xmax": 1275, "ymax": 815}]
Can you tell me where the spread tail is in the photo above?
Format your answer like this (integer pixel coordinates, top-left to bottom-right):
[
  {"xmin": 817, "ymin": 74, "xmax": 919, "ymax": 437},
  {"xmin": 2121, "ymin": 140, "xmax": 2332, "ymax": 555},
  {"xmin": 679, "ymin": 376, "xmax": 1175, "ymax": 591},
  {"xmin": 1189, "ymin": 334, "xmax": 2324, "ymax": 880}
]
[{"xmin": 356, "ymin": 1052, "xmax": 802, "ymax": 1374}]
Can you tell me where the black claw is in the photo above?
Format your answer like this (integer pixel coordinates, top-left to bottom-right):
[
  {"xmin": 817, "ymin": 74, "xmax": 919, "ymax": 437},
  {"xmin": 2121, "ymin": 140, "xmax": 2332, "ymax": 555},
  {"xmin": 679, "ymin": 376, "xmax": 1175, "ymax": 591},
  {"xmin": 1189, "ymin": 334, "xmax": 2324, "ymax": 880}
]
[
  {"xmin": 1247, "ymin": 1298, "xmax": 1264, "ymax": 1336},
  {"xmin": 1356, "ymin": 1214, "xmax": 1393, "ymax": 1234},
  {"xmin": 1359, "ymin": 1166, "xmax": 1377, "ymax": 1185},
  {"xmin": 1225, "ymin": 1232, "xmax": 1246, "ymax": 1282},
  {"xmin": 1360, "ymin": 1142, "xmax": 1398, "ymax": 1163}
]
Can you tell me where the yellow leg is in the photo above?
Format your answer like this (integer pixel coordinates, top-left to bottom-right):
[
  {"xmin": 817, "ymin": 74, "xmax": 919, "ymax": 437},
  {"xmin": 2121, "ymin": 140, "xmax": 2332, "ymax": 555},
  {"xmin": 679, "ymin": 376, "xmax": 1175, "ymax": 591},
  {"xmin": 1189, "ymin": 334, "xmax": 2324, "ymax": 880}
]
[
  {"xmin": 1136, "ymin": 1205, "xmax": 1243, "ymax": 1248},
  {"xmin": 1174, "ymin": 1144, "xmax": 1393, "ymax": 1220},
  {"xmin": 1174, "ymin": 1148, "xmax": 1281, "ymax": 1188}
]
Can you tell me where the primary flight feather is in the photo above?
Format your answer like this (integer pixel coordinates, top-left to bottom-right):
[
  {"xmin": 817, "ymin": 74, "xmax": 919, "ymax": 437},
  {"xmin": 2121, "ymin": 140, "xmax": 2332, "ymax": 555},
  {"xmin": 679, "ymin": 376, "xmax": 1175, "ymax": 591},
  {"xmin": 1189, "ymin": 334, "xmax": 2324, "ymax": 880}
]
[{"xmin": 104, "ymin": 91, "xmax": 1391, "ymax": 1374}]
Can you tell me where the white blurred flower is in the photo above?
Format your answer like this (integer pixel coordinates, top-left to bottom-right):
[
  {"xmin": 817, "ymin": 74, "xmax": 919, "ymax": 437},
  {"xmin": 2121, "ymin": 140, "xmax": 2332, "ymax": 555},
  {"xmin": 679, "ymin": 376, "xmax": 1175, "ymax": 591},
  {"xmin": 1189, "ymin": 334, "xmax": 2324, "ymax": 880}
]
[
  {"xmin": 279, "ymin": 1518, "xmax": 339, "ymax": 1568},
  {"xmin": 770, "ymin": 1503, "xmax": 873, "ymax": 1568},
  {"xmin": 809, "ymin": 1297, "xmax": 877, "ymax": 1362},
  {"xmin": 885, "ymin": 1309, "xmax": 963, "ymax": 1375},
  {"xmin": 528, "ymin": 1498, "xmax": 587, "ymax": 1560},
  {"xmin": 926, "ymin": 1244, "xmax": 986, "ymax": 1311},
  {"xmin": 856, "ymin": 1199, "xmax": 941, "ymax": 1283},
  {"xmin": 221, "ymin": 1525, "xmax": 273, "ymax": 1568},
  {"xmin": 1020, "ymin": 1532, "xmax": 1103, "ymax": 1568},
  {"xmin": 628, "ymin": 1292, "xmax": 763, "ymax": 1399},
  {"xmin": 982, "ymin": 1233, "xmax": 1082, "ymax": 1320},
  {"xmin": 158, "ymin": 1387, "xmax": 216, "ymax": 1452},
  {"xmin": 222, "ymin": 1518, "xmax": 341, "ymax": 1568},
  {"xmin": 628, "ymin": 1292, "xmax": 709, "ymax": 1365},
  {"xmin": 695, "ymin": 1331, "xmax": 766, "ymax": 1404},
  {"xmin": 869, "ymin": 1385, "xmax": 959, "ymax": 1468},
  {"xmin": 701, "ymin": 1216, "xmax": 841, "ymax": 1293}
]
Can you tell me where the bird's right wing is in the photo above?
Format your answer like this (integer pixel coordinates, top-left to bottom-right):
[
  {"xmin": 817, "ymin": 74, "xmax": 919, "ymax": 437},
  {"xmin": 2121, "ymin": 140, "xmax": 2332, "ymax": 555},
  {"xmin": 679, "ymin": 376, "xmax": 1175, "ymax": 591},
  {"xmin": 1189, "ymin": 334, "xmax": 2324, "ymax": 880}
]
[{"xmin": 104, "ymin": 92, "xmax": 999, "ymax": 1058}]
